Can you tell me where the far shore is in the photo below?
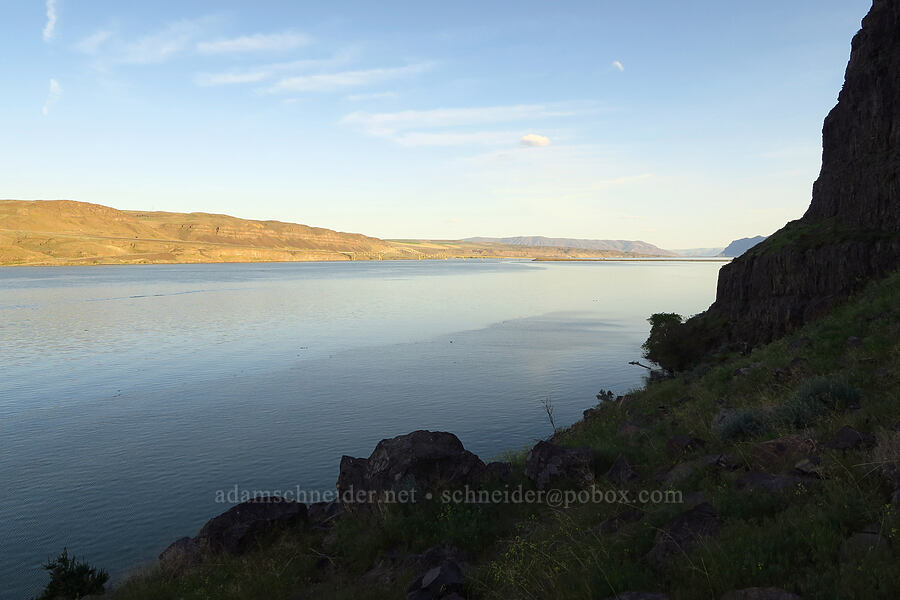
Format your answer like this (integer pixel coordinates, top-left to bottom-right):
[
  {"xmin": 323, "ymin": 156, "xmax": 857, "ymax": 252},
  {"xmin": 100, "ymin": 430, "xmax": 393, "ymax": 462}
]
[
  {"xmin": 0, "ymin": 255, "xmax": 715, "ymax": 268},
  {"xmin": 532, "ymin": 257, "xmax": 732, "ymax": 262}
]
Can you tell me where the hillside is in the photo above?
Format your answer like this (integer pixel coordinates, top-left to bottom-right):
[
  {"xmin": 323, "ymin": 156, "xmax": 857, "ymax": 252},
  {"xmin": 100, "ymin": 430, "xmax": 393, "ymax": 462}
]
[
  {"xmin": 463, "ymin": 236, "xmax": 676, "ymax": 256},
  {"xmin": 718, "ymin": 236, "xmax": 767, "ymax": 257},
  {"xmin": 0, "ymin": 200, "xmax": 660, "ymax": 266},
  {"xmin": 0, "ymin": 200, "xmax": 404, "ymax": 265}
]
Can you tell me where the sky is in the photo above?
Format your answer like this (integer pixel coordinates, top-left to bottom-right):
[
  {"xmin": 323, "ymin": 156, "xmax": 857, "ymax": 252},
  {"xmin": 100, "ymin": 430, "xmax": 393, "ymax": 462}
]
[{"xmin": 0, "ymin": 0, "xmax": 873, "ymax": 248}]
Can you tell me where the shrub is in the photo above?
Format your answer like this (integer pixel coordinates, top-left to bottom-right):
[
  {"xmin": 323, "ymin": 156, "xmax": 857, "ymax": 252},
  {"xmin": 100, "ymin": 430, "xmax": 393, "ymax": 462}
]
[
  {"xmin": 36, "ymin": 548, "xmax": 108, "ymax": 600},
  {"xmin": 642, "ymin": 313, "xmax": 684, "ymax": 370},
  {"xmin": 716, "ymin": 408, "xmax": 767, "ymax": 440},
  {"xmin": 794, "ymin": 376, "xmax": 861, "ymax": 411},
  {"xmin": 775, "ymin": 393, "xmax": 827, "ymax": 428},
  {"xmin": 596, "ymin": 389, "xmax": 616, "ymax": 403}
]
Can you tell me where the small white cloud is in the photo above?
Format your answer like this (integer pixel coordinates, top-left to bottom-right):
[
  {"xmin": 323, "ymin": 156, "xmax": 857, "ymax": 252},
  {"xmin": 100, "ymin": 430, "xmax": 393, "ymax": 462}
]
[
  {"xmin": 520, "ymin": 133, "xmax": 551, "ymax": 147},
  {"xmin": 612, "ymin": 60, "xmax": 624, "ymax": 72},
  {"xmin": 267, "ymin": 63, "xmax": 431, "ymax": 94},
  {"xmin": 42, "ymin": 78, "xmax": 62, "ymax": 116},
  {"xmin": 43, "ymin": 0, "xmax": 57, "ymax": 42},
  {"xmin": 75, "ymin": 29, "xmax": 112, "ymax": 54},
  {"xmin": 196, "ymin": 31, "xmax": 310, "ymax": 54}
]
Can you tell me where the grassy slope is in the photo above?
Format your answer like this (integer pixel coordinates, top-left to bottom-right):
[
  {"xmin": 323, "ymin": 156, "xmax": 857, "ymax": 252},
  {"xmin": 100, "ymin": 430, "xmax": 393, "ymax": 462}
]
[{"xmin": 106, "ymin": 269, "xmax": 900, "ymax": 600}]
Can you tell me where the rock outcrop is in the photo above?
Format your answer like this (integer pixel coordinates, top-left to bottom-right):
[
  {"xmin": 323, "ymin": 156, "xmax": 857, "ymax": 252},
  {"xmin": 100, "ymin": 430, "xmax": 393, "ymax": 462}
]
[
  {"xmin": 524, "ymin": 441, "xmax": 595, "ymax": 489},
  {"xmin": 337, "ymin": 430, "xmax": 485, "ymax": 504},
  {"xmin": 678, "ymin": 0, "xmax": 900, "ymax": 357},
  {"xmin": 159, "ymin": 496, "xmax": 308, "ymax": 564}
]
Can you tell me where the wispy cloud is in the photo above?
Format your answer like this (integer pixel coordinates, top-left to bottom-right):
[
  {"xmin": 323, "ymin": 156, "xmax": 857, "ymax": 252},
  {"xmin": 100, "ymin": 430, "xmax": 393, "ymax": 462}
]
[
  {"xmin": 43, "ymin": 0, "xmax": 57, "ymax": 42},
  {"xmin": 267, "ymin": 63, "xmax": 432, "ymax": 93},
  {"xmin": 612, "ymin": 60, "xmax": 624, "ymax": 72},
  {"xmin": 75, "ymin": 29, "xmax": 113, "ymax": 54},
  {"xmin": 342, "ymin": 103, "xmax": 587, "ymax": 138},
  {"xmin": 395, "ymin": 131, "xmax": 524, "ymax": 147},
  {"xmin": 520, "ymin": 134, "xmax": 550, "ymax": 147},
  {"xmin": 341, "ymin": 104, "xmax": 592, "ymax": 148},
  {"xmin": 194, "ymin": 50, "xmax": 356, "ymax": 87},
  {"xmin": 111, "ymin": 17, "xmax": 213, "ymax": 65},
  {"xmin": 346, "ymin": 91, "xmax": 399, "ymax": 101},
  {"xmin": 196, "ymin": 31, "xmax": 310, "ymax": 54},
  {"xmin": 42, "ymin": 78, "xmax": 62, "ymax": 116}
]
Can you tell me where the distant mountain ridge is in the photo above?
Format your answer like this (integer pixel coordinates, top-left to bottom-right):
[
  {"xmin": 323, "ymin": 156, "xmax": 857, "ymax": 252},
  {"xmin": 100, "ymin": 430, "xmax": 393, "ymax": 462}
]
[
  {"xmin": 463, "ymin": 236, "xmax": 676, "ymax": 256},
  {"xmin": 718, "ymin": 236, "xmax": 768, "ymax": 257},
  {"xmin": 672, "ymin": 247, "xmax": 726, "ymax": 257}
]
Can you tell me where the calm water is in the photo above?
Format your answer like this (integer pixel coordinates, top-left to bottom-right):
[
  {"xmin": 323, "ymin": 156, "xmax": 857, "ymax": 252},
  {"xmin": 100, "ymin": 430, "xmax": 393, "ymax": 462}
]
[{"xmin": 0, "ymin": 259, "xmax": 721, "ymax": 598}]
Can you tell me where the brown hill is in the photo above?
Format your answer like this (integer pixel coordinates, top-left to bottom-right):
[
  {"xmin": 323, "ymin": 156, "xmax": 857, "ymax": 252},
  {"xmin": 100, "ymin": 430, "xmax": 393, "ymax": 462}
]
[
  {"xmin": 0, "ymin": 200, "xmax": 663, "ymax": 266},
  {"xmin": 0, "ymin": 200, "xmax": 402, "ymax": 265}
]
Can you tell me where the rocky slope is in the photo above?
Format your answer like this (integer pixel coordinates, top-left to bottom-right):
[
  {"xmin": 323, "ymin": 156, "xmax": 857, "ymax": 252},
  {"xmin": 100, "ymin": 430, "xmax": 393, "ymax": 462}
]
[{"xmin": 684, "ymin": 0, "xmax": 900, "ymax": 351}]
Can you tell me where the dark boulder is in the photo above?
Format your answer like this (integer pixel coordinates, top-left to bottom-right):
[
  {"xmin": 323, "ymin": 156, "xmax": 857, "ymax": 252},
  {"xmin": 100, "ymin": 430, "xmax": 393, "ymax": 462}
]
[
  {"xmin": 308, "ymin": 501, "xmax": 342, "ymax": 525},
  {"xmin": 735, "ymin": 472, "xmax": 807, "ymax": 494},
  {"xmin": 158, "ymin": 536, "xmax": 201, "ymax": 568},
  {"xmin": 362, "ymin": 544, "xmax": 466, "ymax": 588},
  {"xmin": 666, "ymin": 435, "xmax": 707, "ymax": 457},
  {"xmin": 660, "ymin": 454, "xmax": 736, "ymax": 486},
  {"xmin": 337, "ymin": 431, "xmax": 485, "ymax": 505},
  {"xmin": 752, "ymin": 436, "xmax": 816, "ymax": 473},
  {"xmin": 605, "ymin": 454, "xmax": 638, "ymax": 484},
  {"xmin": 524, "ymin": 441, "xmax": 595, "ymax": 489},
  {"xmin": 794, "ymin": 457, "xmax": 824, "ymax": 478},
  {"xmin": 840, "ymin": 523, "xmax": 886, "ymax": 561},
  {"xmin": 196, "ymin": 496, "xmax": 308, "ymax": 554},
  {"xmin": 826, "ymin": 425, "xmax": 877, "ymax": 450},
  {"xmin": 406, "ymin": 560, "xmax": 466, "ymax": 600},
  {"xmin": 646, "ymin": 502, "xmax": 720, "ymax": 568},
  {"xmin": 602, "ymin": 593, "xmax": 670, "ymax": 600}
]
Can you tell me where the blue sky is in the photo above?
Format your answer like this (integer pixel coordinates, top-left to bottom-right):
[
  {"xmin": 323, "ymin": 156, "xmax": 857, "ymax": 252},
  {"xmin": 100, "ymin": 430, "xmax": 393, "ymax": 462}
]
[{"xmin": 1, "ymin": 0, "xmax": 872, "ymax": 248}]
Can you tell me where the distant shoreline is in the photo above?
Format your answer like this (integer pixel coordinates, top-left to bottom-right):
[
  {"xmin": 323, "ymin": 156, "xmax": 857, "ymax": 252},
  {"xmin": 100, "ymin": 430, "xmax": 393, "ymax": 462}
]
[
  {"xmin": 532, "ymin": 257, "xmax": 731, "ymax": 262},
  {"xmin": 0, "ymin": 255, "xmax": 686, "ymax": 268},
  {"xmin": 0, "ymin": 256, "xmax": 732, "ymax": 268}
]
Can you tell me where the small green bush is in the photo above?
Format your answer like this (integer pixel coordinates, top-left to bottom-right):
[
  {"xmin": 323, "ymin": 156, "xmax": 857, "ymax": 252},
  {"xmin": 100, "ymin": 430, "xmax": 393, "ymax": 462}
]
[
  {"xmin": 794, "ymin": 376, "xmax": 861, "ymax": 411},
  {"xmin": 36, "ymin": 548, "xmax": 109, "ymax": 600},
  {"xmin": 775, "ymin": 393, "xmax": 827, "ymax": 428},
  {"xmin": 717, "ymin": 409, "xmax": 767, "ymax": 440}
]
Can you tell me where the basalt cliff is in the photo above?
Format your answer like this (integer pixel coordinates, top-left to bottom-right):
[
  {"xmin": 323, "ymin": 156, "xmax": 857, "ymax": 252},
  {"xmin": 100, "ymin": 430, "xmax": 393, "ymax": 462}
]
[{"xmin": 680, "ymin": 0, "xmax": 900, "ymax": 358}]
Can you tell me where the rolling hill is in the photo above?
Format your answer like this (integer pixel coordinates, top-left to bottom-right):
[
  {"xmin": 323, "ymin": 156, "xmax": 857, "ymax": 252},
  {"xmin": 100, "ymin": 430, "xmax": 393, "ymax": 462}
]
[{"xmin": 0, "ymin": 200, "xmax": 669, "ymax": 266}]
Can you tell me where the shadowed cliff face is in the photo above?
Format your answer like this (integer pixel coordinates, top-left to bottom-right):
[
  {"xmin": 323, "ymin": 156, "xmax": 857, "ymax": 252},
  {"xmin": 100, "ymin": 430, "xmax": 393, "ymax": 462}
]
[{"xmin": 685, "ymin": 0, "xmax": 900, "ymax": 355}]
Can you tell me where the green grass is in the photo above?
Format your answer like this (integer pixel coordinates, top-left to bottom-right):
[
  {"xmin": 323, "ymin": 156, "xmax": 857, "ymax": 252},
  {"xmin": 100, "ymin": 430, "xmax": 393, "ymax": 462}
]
[{"xmin": 105, "ymin": 270, "xmax": 900, "ymax": 600}]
